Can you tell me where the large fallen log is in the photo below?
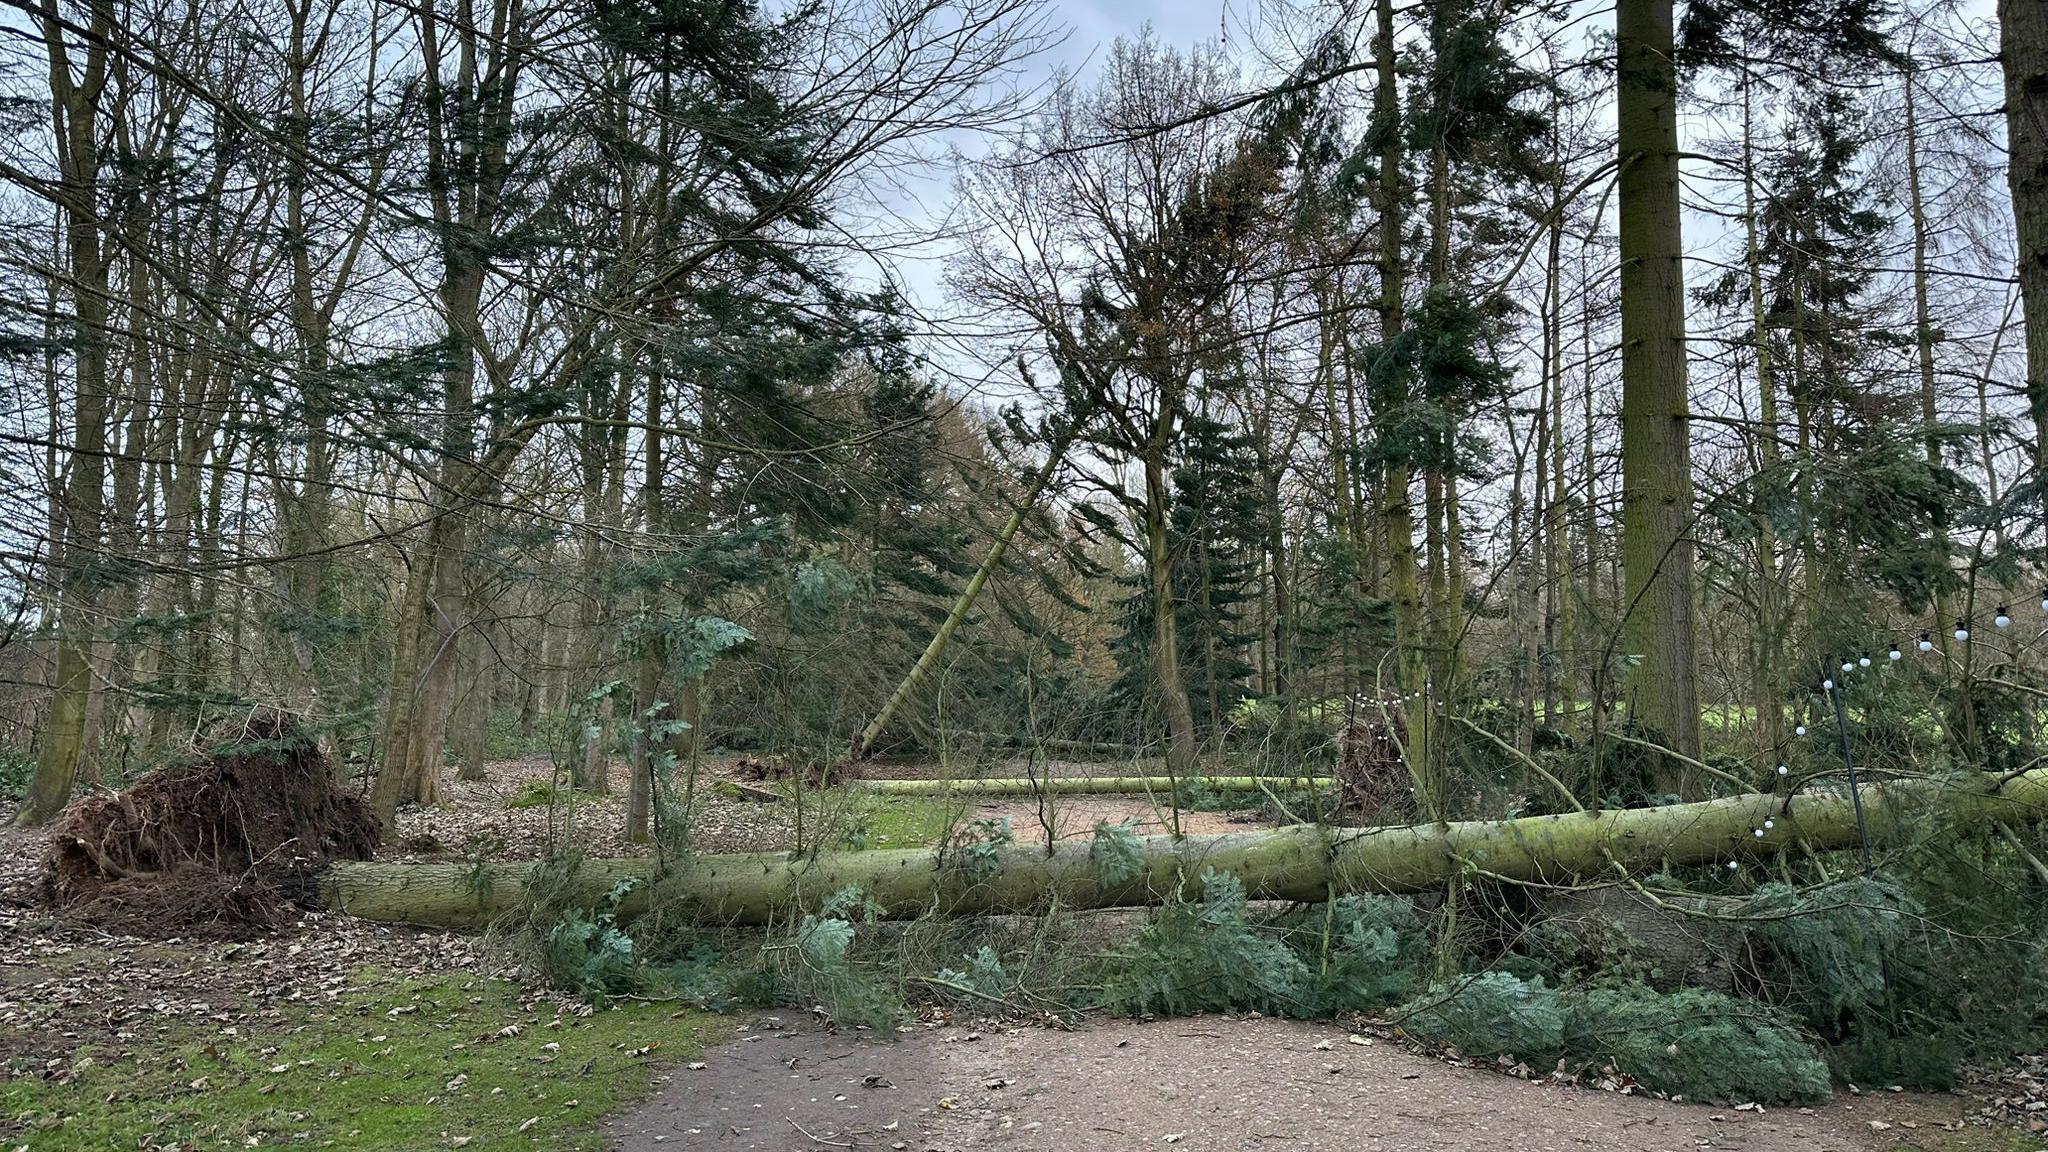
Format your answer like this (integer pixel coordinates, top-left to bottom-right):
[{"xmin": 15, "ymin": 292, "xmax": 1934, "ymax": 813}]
[
  {"xmin": 850, "ymin": 775, "xmax": 1326, "ymax": 797},
  {"xmin": 321, "ymin": 768, "xmax": 2048, "ymax": 928}
]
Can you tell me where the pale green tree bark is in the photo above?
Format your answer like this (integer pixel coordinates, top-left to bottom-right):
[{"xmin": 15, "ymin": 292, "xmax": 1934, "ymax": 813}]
[{"xmin": 324, "ymin": 767, "xmax": 2048, "ymax": 927}]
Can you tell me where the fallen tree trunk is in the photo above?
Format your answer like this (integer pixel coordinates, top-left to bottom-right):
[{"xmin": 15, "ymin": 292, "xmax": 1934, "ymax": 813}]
[
  {"xmin": 850, "ymin": 775, "xmax": 1324, "ymax": 797},
  {"xmin": 322, "ymin": 768, "xmax": 2048, "ymax": 928},
  {"xmin": 964, "ymin": 734, "xmax": 1151, "ymax": 757},
  {"xmin": 857, "ymin": 420, "xmax": 1080, "ymax": 758}
]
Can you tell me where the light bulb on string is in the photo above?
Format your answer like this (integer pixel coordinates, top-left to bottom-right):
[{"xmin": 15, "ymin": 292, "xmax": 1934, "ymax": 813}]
[
  {"xmin": 1956, "ymin": 620, "xmax": 1971, "ymax": 642},
  {"xmin": 1823, "ymin": 678, "xmax": 1834, "ymax": 691},
  {"xmin": 1795, "ymin": 724, "xmax": 1807, "ymax": 736},
  {"xmin": 1753, "ymin": 827, "xmax": 1765, "ymax": 838},
  {"xmin": 2040, "ymin": 588, "xmax": 2047, "ymax": 613},
  {"xmin": 1919, "ymin": 632, "xmax": 1934, "ymax": 652},
  {"xmin": 1777, "ymin": 764, "xmax": 1789, "ymax": 777},
  {"xmin": 1888, "ymin": 643, "xmax": 1903, "ymax": 661},
  {"xmin": 1841, "ymin": 661, "xmax": 1854, "ymax": 674},
  {"xmin": 1726, "ymin": 861, "xmax": 1740, "ymax": 872},
  {"xmin": 1764, "ymin": 818, "xmax": 1776, "ymax": 830},
  {"xmin": 1997, "ymin": 607, "xmax": 2013, "ymax": 629},
  {"xmin": 1859, "ymin": 654, "xmax": 1872, "ymax": 667}
]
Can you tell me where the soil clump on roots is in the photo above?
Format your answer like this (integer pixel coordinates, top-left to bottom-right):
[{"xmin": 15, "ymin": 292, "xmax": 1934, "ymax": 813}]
[{"xmin": 40, "ymin": 712, "xmax": 378, "ymax": 938}]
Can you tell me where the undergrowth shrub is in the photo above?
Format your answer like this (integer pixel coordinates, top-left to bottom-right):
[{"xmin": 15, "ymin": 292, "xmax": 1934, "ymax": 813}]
[
  {"xmin": 934, "ymin": 946, "xmax": 1010, "ymax": 1001},
  {"xmin": 1499, "ymin": 917, "xmax": 1651, "ymax": 987},
  {"xmin": 0, "ymin": 750, "xmax": 31, "ymax": 802},
  {"xmin": 1270, "ymin": 894, "xmax": 1429, "ymax": 1009},
  {"xmin": 1746, "ymin": 876, "xmax": 1913, "ymax": 1032}
]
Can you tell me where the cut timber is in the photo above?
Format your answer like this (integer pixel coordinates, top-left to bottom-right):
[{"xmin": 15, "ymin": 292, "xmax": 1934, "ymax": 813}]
[
  {"xmin": 850, "ymin": 775, "xmax": 1323, "ymax": 797},
  {"xmin": 321, "ymin": 768, "xmax": 2048, "ymax": 928}
]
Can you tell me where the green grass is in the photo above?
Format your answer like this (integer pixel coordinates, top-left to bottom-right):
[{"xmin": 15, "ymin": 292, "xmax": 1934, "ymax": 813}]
[
  {"xmin": 0, "ymin": 972, "xmax": 718, "ymax": 1151},
  {"xmin": 846, "ymin": 795, "xmax": 958, "ymax": 849}
]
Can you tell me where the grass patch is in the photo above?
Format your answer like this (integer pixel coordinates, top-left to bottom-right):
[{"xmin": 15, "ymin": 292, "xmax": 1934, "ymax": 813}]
[
  {"xmin": 0, "ymin": 972, "xmax": 718, "ymax": 1151},
  {"xmin": 843, "ymin": 796, "xmax": 956, "ymax": 850}
]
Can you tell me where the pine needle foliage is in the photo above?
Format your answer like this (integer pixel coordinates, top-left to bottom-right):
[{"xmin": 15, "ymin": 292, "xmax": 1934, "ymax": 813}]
[
  {"xmin": 787, "ymin": 885, "xmax": 908, "ymax": 1030},
  {"xmin": 1746, "ymin": 875, "xmax": 1914, "ymax": 1031},
  {"xmin": 1571, "ymin": 984, "xmax": 1832, "ymax": 1103},
  {"xmin": 1398, "ymin": 973, "xmax": 1831, "ymax": 1104},
  {"xmin": 1102, "ymin": 871, "xmax": 1428, "ymax": 1017}
]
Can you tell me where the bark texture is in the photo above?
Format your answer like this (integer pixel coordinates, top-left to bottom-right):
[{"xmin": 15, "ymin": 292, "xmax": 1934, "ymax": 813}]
[
  {"xmin": 322, "ymin": 768, "xmax": 2048, "ymax": 928},
  {"xmin": 2003, "ymin": 0, "xmax": 2048, "ymax": 464},
  {"xmin": 1616, "ymin": 0, "xmax": 1702, "ymax": 772}
]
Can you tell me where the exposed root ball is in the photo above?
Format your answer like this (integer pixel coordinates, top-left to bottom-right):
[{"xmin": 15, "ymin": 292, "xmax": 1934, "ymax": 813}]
[
  {"xmin": 42, "ymin": 713, "xmax": 378, "ymax": 938},
  {"xmin": 732, "ymin": 754, "xmax": 855, "ymax": 788},
  {"xmin": 1336, "ymin": 715, "xmax": 1413, "ymax": 825}
]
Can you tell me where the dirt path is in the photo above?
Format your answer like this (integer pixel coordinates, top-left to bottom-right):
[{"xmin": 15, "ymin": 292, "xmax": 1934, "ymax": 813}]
[{"xmin": 608, "ymin": 1016, "xmax": 1971, "ymax": 1152}]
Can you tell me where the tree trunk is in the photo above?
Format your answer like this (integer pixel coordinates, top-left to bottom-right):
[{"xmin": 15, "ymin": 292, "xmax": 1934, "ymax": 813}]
[
  {"xmin": 851, "ymin": 774, "xmax": 1323, "ymax": 797},
  {"xmin": 323, "ymin": 767, "xmax": 2048, "ymax": 928},
  {"xmin": 1371, "ymin": 0, "xmax": 1434, "ymax": 814},
  {"xmin": 628, "ymin": 361, "xmax": 666, "ymax": 842},
  {"xmin": 1143, "ymin": 451, "xmax": 1200, "ymax": 781},
  {"xmin": 1740, "ymin": 76, "xmax": 1788, "ymax": 758},
  {"xmin": 17, "ymin": 0, "xmax": 113, "ymax": 826},
  {"xmin": 2002, "ymin": 0, "xmax": 2048, "ymax": 465},
  {"xmin": 1616, "ymin": 0, "xmax": 1701, "ymax": 777}
]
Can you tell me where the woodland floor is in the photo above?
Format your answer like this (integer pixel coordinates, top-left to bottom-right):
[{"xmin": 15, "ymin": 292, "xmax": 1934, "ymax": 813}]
[
  {"xmin": 382, "ymin": 752, "xmax": 1253, "ymax": 861},
  {"xmin": 3, "ymin": 754, "xmax": 2046, "ymax": 1150}
]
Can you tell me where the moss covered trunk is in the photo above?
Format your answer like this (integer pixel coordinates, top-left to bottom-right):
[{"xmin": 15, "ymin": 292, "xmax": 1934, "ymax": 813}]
[
  {"xmin": 1615, "ymin": 0, "xmax": 1701, "ymax": 777},
  {"xmin": 322, "ymin": 768, "xmax": 2048, "ymax": 928}
]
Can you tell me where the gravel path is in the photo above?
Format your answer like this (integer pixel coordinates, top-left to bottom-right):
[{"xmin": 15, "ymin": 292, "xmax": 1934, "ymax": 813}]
[{"xmin": 608, "ymin": 1016, "xmax": 1973, "ymax": 1152}]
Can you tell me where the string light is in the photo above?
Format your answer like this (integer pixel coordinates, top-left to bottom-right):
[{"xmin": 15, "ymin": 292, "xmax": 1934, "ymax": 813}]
[
  {"xmin": 1752, "ymin": 827, "xmax": 1764, "ymax": 838},
  {"xmin": 1726, "ymin": 861, "xmax": 1739, "ymax": 872},
  {"xmin": 1777, "ymin": 764, "xmax": 1789, "ymax": 776},
  {"xmin": 1823, "ymin": 677, "xmax": 1834, "ymax": 691},
  {"xmin": 1859, "ymin": 654, "xmax": 1871, "ymax": 667},
  {"xmin": 1840, "ymin": 661, "xmax": 1854, "ymax": 674},
  {"xmin": 1795, "ymin": 724, "xmax": 1807, "ymax": 736},
  {"xmin": 1996, "ymin": 607, "xmax": 2012, "ymax": 629},
  {"xmin": 1955, "ymin": 620, "xmax": 1970, "ymax": 642},
  {"xmin": 1919, "ymin": 632, "xmax": 1934, "ymax": 652},
  {"xmin": 1888, "ymin": 643, "xmax": 1902, "ymax": 661},
  {"xmin": 1764, "ymin": 818, "xmax": 1775, "ymax": 830}
]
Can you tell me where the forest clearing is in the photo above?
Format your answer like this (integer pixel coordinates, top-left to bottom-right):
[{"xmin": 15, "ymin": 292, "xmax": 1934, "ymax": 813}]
[{"xmin": 8, "ymin": 0, "xmax": 2048, "ymax": 1146}]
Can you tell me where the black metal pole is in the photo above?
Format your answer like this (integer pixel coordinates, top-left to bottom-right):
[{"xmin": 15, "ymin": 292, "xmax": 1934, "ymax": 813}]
[{"xmin": 1823, "ymin": 658, "xmax": 1874, "ymax": 876}]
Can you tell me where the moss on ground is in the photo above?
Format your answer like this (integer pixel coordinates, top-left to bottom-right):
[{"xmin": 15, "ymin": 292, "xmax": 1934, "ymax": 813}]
[
  {"xmin": 0, "ymin": 972, "xmax": 718, "ymax": 1151},
  {"xmin": 848, "ymin": 795, "xmax": 958, "ymax": 849},
  {"xmin": 505, "ymin": 780, "xmax": 609, "ymax": 810}
]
